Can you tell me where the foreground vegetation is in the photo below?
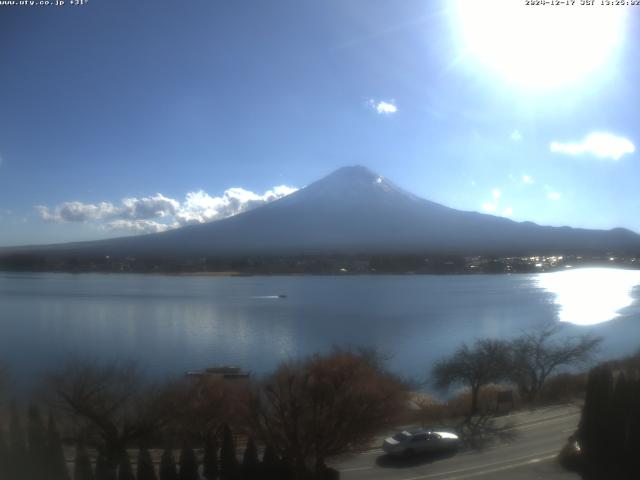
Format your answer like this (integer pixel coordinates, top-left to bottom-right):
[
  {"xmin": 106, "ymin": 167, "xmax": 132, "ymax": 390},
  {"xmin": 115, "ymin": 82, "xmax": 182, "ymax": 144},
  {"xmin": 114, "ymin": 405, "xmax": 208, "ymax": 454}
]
[
  {"xmin": 560, "ymin": 352, "xmax": 640, "ymax": 480},
  {"xmin": 0, "ymin": 348, "xmax": 406, "ymax": 480},
  {"xmin": 0, "ymin": 325, "xmax": 613, "ymax": 479},
  {"xmin": 431, "ymin": 323, "xmax": 600, "ymax": 415}
]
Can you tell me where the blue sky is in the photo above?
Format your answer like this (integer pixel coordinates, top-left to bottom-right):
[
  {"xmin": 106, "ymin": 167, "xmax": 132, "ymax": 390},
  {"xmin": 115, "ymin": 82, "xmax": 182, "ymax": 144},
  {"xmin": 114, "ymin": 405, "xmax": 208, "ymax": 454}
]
[{"xmin": 1, "ymin": 0, "xmax": 638, "ymax": 246}]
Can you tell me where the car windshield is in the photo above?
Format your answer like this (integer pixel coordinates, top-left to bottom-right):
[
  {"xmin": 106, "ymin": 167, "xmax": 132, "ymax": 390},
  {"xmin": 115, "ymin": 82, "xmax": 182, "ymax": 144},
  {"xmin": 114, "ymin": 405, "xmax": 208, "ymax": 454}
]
[{"xmin": 392, "ymin": 433, "xmax": 410, "ymax": 442}]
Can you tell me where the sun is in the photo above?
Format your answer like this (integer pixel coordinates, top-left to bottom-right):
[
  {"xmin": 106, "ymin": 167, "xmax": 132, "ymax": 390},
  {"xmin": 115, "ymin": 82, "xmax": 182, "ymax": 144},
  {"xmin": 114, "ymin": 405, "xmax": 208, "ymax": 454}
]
[{"xmin": 452, "ymin": 0, "xmax": 627, "ymax": 91}]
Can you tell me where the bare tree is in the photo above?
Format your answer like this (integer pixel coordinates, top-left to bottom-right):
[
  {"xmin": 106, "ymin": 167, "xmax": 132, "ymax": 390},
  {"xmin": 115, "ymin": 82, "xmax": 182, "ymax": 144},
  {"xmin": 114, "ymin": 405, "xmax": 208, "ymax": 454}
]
[
  {"xmin": 249, "ymin": 347, "xmax": 408, "ymax": 478},
  {"xmin": 509, "ymin": 323, "xmax": 602, "ymax": 401},
  {"xmin": 432, "ymin": 339, "xmax": 511, "ymax": 418},
  {"xmin": 162, "ymin": 375, "xmax": 250, "ymax": 441},
  {"xmin": 46, "ymin": 360, "xmax": 174, "ymax": 473},
  {"xmin": 0, "ymin": 362, "xmax": 8, "ymax": 400}
]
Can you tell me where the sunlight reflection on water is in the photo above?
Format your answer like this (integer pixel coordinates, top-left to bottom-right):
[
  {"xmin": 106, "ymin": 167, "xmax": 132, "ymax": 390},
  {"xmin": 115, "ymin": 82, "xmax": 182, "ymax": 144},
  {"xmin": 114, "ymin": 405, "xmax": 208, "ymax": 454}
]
[{"xmin": 535, "ymin": 267, "xmax": 640, "ymax": 326}]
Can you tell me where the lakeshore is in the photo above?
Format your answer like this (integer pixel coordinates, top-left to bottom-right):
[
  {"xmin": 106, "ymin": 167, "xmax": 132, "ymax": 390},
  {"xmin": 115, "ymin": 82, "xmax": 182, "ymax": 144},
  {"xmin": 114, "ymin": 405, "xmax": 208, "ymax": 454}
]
[{"xmin": 2, "ymin": 252, "xmax": 639, "ymax": 276}]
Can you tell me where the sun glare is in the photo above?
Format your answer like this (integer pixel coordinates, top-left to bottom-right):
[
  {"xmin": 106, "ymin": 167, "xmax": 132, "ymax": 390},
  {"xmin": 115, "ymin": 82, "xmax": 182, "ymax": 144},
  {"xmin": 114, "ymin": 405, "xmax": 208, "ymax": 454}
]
[
  {"xmin": 453, "ymin": 0, "xmax": 627, "ymax": 91},
  {"xmin": 536, "ymin": 268, "xmax": 640, "ymax": 326}
]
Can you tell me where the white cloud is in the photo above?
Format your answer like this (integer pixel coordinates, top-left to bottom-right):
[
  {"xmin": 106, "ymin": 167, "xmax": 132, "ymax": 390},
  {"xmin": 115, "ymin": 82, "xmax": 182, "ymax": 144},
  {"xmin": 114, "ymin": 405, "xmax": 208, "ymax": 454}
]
[
  {"xmin": 550, "ymin": 132, "xmax": 635, "ymax": 161},
  {"xmin": 482, "ymin": 188, "xmax": 512, "ymax": 217},
  {"xmin": 481, "ymin": 202, "xmax": 497, "ymax": 213},
  {"xmin": 544, "ymin": 184, "xmax": 562, "ymax": 201},
  {"xmin": 510, "ymin": 130, "xmax": 523, "ymax": 141},
  {"xmin": 522, "ymin": 174, "xmax": 534, "ymax": 184},
  {"xmin": 35, "ymin": 194, "xmax": 179, "ymax": 223},
  {"xmin": 121, "ymin": 194, "xmax": 179, "ymax": 220},
  {"xmin": 35, "ymin": 201, "xmax": 118, "ymax": 223},
  {"xmin": 174, "ymin": 185, "xmax": 297, "ymax": 226},
  {"xmin": 35, "ymin": 184, "xmax": 298, "ymax": 235},
  {"xmin": 547, "ymin": 191, "xmax": 561, "ymax": 201},
  {"xmin": 368, "ymin": 99, "xmax": 397, "ymax": 115},
  {"xmin": 105, "ymin": 219, "xmax": 172, "ymax": 234}
]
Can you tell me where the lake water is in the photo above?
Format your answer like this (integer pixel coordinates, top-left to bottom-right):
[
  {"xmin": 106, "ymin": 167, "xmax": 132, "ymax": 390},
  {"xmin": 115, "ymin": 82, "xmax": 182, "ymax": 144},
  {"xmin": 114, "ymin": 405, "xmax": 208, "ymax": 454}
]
[{"xmin": 1, "ymin": 268, "xmax": 640, "ymax": 390}]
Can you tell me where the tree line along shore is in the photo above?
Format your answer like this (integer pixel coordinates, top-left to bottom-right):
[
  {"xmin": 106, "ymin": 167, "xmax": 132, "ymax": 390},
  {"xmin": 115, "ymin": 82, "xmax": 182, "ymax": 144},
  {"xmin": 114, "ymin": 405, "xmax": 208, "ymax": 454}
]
[{"xmin": 1, "ymin": 252, "xmax": 639, "ymax": 275}]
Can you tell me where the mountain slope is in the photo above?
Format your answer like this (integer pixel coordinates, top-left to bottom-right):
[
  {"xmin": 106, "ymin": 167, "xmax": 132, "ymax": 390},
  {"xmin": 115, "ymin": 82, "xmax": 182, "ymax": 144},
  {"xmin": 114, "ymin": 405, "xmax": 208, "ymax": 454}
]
[{"xmin": 4, "ymin": 166, "xmax": 640, "ymax": 257}]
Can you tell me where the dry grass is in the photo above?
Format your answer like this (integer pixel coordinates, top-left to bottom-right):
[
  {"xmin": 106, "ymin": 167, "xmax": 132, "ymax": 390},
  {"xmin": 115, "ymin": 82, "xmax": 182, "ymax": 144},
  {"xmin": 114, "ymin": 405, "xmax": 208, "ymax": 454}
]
[
  {"xmin": 410, "ymin": 384, "xmax": 524, "ymax": 426},
  {"xmin": 536, "ymin": 372, "xmax": 587, "ymax": 405}
]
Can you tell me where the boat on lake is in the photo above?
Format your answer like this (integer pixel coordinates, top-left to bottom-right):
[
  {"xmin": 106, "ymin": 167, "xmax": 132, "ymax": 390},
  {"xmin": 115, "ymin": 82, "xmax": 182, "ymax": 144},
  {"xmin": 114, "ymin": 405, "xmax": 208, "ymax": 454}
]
[{"xmin": 185, "ymin": 365, "xmax": 251, "ymax": 380}]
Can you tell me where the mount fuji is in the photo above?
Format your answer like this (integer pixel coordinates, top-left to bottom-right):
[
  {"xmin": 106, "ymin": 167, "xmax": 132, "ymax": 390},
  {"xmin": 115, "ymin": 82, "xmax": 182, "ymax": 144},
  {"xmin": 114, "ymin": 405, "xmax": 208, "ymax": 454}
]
[{"xmin": 4, "ymin": 166, "xmax": 640, "ymax": 258}]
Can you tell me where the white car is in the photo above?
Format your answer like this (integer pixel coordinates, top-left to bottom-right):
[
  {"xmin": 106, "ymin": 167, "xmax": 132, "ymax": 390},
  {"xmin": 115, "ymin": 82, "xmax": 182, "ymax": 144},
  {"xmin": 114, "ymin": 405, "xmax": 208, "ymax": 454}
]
[{"xmin": 382, "ymin": 429, "xmax": 461, "ymax": 456}]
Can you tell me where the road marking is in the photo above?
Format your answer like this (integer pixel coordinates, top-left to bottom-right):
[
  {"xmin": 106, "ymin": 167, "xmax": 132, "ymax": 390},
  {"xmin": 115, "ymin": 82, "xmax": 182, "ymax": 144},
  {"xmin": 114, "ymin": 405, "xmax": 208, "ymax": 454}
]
[
  {"xmin": 433, "ymin": 454, "xmax": 557, "ymax": 480},
  {"xmin": 501, "ymin": 412, "xmax": 580, "ymax": 431},
  {"xmin": 353, "ymin": 412, "xmax": 578, "ymax": 456},
  {"xmin": 357, "ymin": 449, "xmax": 383, "ymax": 456},
  {"xmin": 340, "ymin": 410, "xmax": 578, "ymax": 476},
  {"xmin": 355, "ymin": 412, "xmax": 581, "ymax": 455},
  {"xmin": 397, "ymin": 448, "xmax": 560, "ymax": 480},
  {"xmin": 340, "ymin": 466, "xmax": 374, "ymax": 472}
]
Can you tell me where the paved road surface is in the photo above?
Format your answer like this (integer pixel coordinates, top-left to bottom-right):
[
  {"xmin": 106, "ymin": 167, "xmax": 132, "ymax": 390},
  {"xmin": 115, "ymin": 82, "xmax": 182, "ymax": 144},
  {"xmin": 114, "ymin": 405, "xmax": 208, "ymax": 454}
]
[{"xmin": 332, "ymin": 405, "xmax": 582, "ymax": 480}]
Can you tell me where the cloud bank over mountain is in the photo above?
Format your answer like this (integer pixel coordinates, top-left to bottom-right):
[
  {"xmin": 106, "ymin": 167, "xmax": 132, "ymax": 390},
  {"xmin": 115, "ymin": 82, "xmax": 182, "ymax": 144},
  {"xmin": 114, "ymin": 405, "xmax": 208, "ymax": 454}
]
[{"xmin": 35, "ymin": 185, "xmax": 298, "ymax": 234}]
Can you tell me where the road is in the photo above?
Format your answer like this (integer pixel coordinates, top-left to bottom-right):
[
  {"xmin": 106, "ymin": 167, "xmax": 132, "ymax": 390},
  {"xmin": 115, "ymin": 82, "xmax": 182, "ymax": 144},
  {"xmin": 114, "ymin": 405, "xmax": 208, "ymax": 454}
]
[{"xmin": 332, "ymin": 404, "xmax": 582, "ymax": 480}]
